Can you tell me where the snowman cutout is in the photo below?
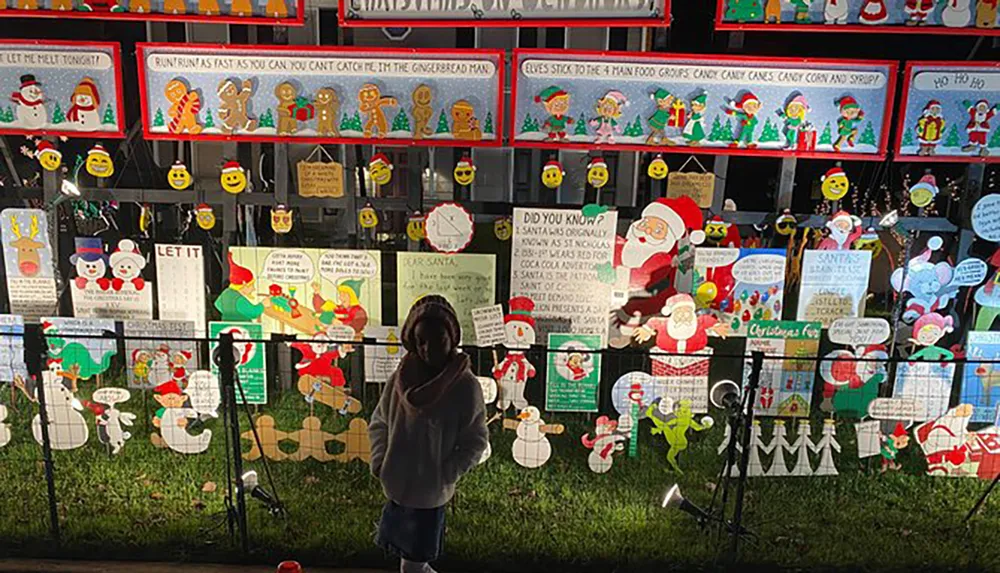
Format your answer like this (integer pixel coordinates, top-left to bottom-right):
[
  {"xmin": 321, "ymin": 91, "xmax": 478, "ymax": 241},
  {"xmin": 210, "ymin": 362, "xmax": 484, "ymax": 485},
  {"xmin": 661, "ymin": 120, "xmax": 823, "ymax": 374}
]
[
  {"xmin": 504, "ymin": 406, "xmax": 564, "ymax": 469},
  {"xmin": 941, "ymin": 0, "xmax": 972, "ymax": 27},
  {"xmin": 0, "ymin": 404, "xmax": 10, "ymax": 447},
  {"xmin": 108, "ymin": 239, "xmax": 147, "ymax": 292},
  {"xmin": 32, "ymin": 367, "xmax": 89, "ymax": 450},
  {"xmin": 493, "ymin": 296, "xmax": 537, "ymax": 412},
  {"xmin": 67, "ymin": 78, "xmax": 101, "ymax": 132},
  {"xmin": 91, "ymin": 388, "xmax": 136, "ymax": 455},
  {"xmin": 70, "ymin": 237, "xmax": 109, "ymax": 291},
  {"xmin": 477, "ymin": 376, "xmax": 499, "ymax": 464},
  {"xmin": 581, "ymin": 414, "xmax": 632, "ymax": 473},
  {"xmin": 11, "ymin": 74, "xmax": 47, "ymax": 130}
]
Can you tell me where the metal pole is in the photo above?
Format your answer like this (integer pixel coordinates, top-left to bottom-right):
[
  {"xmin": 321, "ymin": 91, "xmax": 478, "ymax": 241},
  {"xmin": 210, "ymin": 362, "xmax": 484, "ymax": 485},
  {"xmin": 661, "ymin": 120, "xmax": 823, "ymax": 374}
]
[
  {"xmin": 26, "ymin": 325, "xmax": 60, "ymax": 546},
  {"xmin": 219, "ymin": 332, "xmax": 249, "ymax": 554},
  {"xmin": 729, "ymin": 350, "xmax": 763, "ymax": 563}
]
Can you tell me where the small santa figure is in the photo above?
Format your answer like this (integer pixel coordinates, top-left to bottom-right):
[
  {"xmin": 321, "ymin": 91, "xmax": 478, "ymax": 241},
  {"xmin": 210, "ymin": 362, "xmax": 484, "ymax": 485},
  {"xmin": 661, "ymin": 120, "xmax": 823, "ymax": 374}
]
[
  {"xmin": 70, "ymin": 237, "xmax": 110, "ymax": 291},
  {"xmin": 904, "ymin": 0, "xmax": 934, "ymax": 24},
  {"xmin": 916, "ymin": 100, "xmax": 945, "ymax": 156},
  {"xmin": 171, "ymin": 350, "xmax": 194, "ymax": 382},
  {"xmin": 67, "ymin": 77, "xmax": 101, "ymax": 132},
  {"xmin": 493, "ymin": 296, "xmax": 537, "ymax": 412},
  {"xmin": 858, "ymin": 0, "xmax": 888, "ymax": 24},
  {"xmin": 289, "ymin": 335, "xmax": 350, "ymax": 387},
  {"xmin": 11, "ymin": 74, "xmax": 46, "ymax": 130},
  {"xmin": 633, "ymin": 293, "xmax": 730, "ymax": 354},
  {"xmin": 962, "ymin": 99, "xmax": 999, "ymax": 157},
  {"xmin": 817, "ymin": 211, "xmax": 862, "ymax": 251},
  {"xmin": 108, "ymin": 238, "xmax": 147, "ymax": 291}
]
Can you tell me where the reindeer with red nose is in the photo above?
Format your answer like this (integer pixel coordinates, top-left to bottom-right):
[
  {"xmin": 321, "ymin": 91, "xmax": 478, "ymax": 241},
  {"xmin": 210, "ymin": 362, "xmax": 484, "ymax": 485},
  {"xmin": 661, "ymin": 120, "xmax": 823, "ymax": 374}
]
[{"xmin": 8, "ymin": 214, "xmax": 44, "ymax": 277}]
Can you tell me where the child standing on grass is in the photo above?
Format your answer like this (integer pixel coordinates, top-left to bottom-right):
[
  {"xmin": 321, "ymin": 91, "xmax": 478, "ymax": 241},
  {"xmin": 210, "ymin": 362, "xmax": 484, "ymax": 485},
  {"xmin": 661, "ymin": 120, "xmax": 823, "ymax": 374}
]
[{"xmin": 369, "ymin": 295, "xmax": 489, "ymax": 573}]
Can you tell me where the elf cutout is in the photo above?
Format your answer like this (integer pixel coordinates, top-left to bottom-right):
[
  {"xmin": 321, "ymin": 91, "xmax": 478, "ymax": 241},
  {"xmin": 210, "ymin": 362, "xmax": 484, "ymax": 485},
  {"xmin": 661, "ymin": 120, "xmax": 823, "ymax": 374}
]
[
  {"xmin": 535, "ymin": 86, "xmax": 572, "ymax": 142},
  {"xmin": 833, "ymin": 96, "xmax": 864, "ymax": 152},
  {"xmin": 493, "ymin": 296, "xmax": 537, "ymax": 412},
  {"xmin": 724, "ymin": 92, "xmax": 761, "ymax": 148}
]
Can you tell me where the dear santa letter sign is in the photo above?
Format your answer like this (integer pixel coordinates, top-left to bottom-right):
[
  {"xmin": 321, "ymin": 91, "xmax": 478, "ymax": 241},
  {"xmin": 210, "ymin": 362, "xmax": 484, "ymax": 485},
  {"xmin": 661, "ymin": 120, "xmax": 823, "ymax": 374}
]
[
  {"xmin": 138, "ymin": 43, "xmax": 504, "ymax": 148},
  {"xmin": 715, "ymin": 0, "xmax": 1000, "ymax": 35},
  {"xmin": 511, "ymin": 49, "xmax": 896, "ymax": 160},
  {"xmin": 338, "ymin": 0, "xmax": 670, "ymax": 27},
  {"xmin": 896, "ymin": 62, "xmax": 1000, "ymax": 163},
  {"xmin": 0, "ymin": 41, "xmax": 124, "ymax": 138}
]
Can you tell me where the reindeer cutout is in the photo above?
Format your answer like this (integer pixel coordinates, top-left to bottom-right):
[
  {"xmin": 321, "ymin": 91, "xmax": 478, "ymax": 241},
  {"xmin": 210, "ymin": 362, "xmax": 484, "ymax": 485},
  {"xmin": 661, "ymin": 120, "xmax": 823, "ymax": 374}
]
[{"xmin": 8, "ymin": 214, "xmax": 44, "ymax": 278}]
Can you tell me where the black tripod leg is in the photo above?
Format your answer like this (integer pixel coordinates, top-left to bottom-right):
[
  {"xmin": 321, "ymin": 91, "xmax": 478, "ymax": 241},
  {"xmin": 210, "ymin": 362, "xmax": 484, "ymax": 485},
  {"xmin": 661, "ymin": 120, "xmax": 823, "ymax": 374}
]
[{"xmin": 966, "ymin": 470, "xmax": 1000, "ymax": 523}]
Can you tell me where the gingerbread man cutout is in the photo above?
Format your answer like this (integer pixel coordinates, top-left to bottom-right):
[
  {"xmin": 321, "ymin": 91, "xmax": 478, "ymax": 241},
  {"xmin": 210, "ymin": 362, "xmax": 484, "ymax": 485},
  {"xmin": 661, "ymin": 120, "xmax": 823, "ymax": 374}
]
[
  {"xmin": 411, "ymin": 84, "xmax": 434, "ymax": 140},
  {"xmin": 217, "ymin": 78, "xmax": 258, "ymax": 135},
  {"xmin": 164, "ymin": 79, "xmax": 202, "ymax": 135},
  {"xmin": 241, "ymin": 415, "xmax": 289, "ymax": 461},
  {"xmin": 162, "ymin": 0, "xmax": 184, "ymax": 13},
  {"xmin": 274, "ymin": 81, "xmax": 300, "ymax": 136},
  {"xmin": 451, "ymin": 99, "xmax": 482, "ymax": 141},
  {"xmin": 332, "ymin": 418, "xmax": 372, "ymax": 463},
  {"xmin": 358, "ymin": 83, "xmax": 397, "ymax": 138},
  {"xmin": 313, "ymin": 87, "xmax": 340, "ymax": 137},
  {"xmin": 286, "ymin": 416, "xmax": 336, "ymax": 462}
]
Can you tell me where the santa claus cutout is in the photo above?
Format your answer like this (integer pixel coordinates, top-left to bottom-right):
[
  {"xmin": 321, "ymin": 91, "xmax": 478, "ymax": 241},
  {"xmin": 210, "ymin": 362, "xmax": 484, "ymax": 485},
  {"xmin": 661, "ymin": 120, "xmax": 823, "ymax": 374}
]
[
  {"xmin": 817, "ymin": 211, "xmax": 862, "ymax": 251},
  {"xmin": 633, "ymin": 293, "xmax": 730, "ymax": 354},
  {"xmin": 493, "ymin": 296, "xmax": 537, "ymax": 412}
]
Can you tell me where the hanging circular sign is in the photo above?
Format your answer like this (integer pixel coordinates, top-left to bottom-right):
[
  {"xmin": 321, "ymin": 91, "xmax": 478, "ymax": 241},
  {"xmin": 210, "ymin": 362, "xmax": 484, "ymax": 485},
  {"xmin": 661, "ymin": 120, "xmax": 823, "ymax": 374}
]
[
  {"xmin": 972, "ymin": 194, "xmax": 1000, "ymax": 242},
  {"xmin": 425, "ymin": 202, "xmax": 474, "ymax": 253}
]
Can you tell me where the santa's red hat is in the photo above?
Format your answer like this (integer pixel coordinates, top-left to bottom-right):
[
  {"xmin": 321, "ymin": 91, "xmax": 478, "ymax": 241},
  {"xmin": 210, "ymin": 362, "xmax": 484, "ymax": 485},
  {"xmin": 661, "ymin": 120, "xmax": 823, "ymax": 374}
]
[
  {"xmin": 973, "ymin": 99, "xmax": 990, "ymax": 110},
  {"xmin": 505, "ymin": 296, "xmax": 536, "ymax": 327},
  {"xmin": 821, "ymin": 166, "xmax": 846, "ymax": 181},
  {"xmin": 640, "ymin": 196, "xmax": 706, "ymax": 245},
  {"xmin": 369, "ymin": 153, "xmax": 392, "ymax": 170},
  {"xmin": 542, "ymin": 160, "xmax": 564, "ymax": 174},
  {"xmin": 923, "ymin": 100, "xmax": 942, "ymax": 112},
  {"xmin": 661, "ymin": 293, "xmax": 696, "ymax": 316},
  {"xmin": 196, "ymin": 203, "xmax": 212, "ymax": 214},
  {"xmin": 836, "ymin": 96, "xmax": 860, "ymax": 111},
  {"xmin": 221, "ymin": 160, "xmax": 243, "ymax": 173},
  {"xmin": 171, "ymin": 160, "xmax": 187, "ymax": 170},
  {"xmin": 735, "ymin": 92, "xmax": 759, "ymax": 109},
  {"xmin": 828, "ymin": 210, "xmax": 854, "ymax": 225},
  {"xmin": 456, "ymin": 155, "xmax": 474, "ymax": 170},
  {"xmin": 154, "ymin": 380, "xmax": 182, "ymax": 395},
  {"xmin": 227, "ymin": 252, "xmax": 255, "ymax": 287},
  {"xmin": 587, "ymin": 156, "xmax": 607, "ymax": 170},
  {"xmin": 88, "ymin": 144, "xmax": 110, "ymax": 157},
  {"xmin": 35, "ymin": 140, "xmax": 61, "ymax": 158}
]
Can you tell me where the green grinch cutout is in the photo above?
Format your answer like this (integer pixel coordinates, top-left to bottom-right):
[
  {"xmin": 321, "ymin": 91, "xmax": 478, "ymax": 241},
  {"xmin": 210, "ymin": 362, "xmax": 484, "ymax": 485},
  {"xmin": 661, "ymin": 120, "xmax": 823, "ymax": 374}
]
[
  {"xmin": 646, "ymin": 397, "xmax": 713, "ymax": 473},
  {"xmin": 43, "ymin": 321, "xmax": 116, "ymax": 381}
]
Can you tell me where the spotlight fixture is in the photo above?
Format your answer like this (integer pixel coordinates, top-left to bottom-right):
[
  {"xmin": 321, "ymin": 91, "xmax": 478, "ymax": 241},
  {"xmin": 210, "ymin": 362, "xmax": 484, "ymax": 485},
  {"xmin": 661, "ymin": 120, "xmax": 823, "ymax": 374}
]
[
  {"xmin": 710, "ymin": 380, "xmax": 741, "ymax": 411},
  {"xmin": 242, "ymin": 470, "xmax": 283, "ymax": 516},
  {"xmin": 878, "ymin": 210, "xmax": 899, "ymax": 230},
  {"xmin": 60, "ymin": 179, "xmax": 81, "ymax": 197},
  {"xmin": 662, "ymin": 484, "xmax": 712, "ymax": 525}
]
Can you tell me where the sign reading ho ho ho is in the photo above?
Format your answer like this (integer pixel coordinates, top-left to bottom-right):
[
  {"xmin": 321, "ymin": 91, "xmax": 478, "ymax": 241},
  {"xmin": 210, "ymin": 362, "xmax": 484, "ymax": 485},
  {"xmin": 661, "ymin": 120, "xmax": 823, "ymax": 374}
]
[
  {"xmin": 138, "ymin": 44, "xmax": 504, "ymax": 148},
  {"xmin": 896, "ymin": 62, "xmax": 1000, "ymax": 163},
  {"xmin": 0, "ymin": 41, "xmax": 124, "ymax": 138},
  {"xmin": 511, "ymin": 49, "xmax": 896, "ymax": 160},
  {"xmin": 338, "ymin": 0, "xmax": 670, "ymax": 26}
]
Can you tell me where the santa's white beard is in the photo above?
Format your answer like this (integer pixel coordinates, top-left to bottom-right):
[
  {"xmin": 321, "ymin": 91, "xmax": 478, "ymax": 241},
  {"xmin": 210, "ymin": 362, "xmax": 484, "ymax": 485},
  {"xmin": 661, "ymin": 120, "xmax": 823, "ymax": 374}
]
[
  {"xmin": 621, "ymin": 228, "xmax": 674, "ymax": 269},
  {"xmin": 975, "ymin": 112, "xmax": 987, "ymax": 124},
  {"xmin": 828, "ymin": 225, "xmax": 850, "ymax": 246},
  {"xmin": 666, "ymin": 317, "xmax": 696, "ymax": 340}
]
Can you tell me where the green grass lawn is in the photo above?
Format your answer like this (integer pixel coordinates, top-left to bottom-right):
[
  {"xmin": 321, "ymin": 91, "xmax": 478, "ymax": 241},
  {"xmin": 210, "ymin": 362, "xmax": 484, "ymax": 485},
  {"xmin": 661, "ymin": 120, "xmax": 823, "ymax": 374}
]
[{"xmin": 2, "ymin": 379, "xmax": 999, "ymax": 573}]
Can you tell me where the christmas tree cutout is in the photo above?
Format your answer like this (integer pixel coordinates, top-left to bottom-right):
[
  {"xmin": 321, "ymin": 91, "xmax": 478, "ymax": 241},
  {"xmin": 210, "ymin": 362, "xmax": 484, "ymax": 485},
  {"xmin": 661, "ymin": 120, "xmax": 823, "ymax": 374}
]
[
  {"xmin": 435, "ymin": 110, "xmax": 450, "ymax": 135},
  {"xmin": 348, "ymin": 111, "xmax": 363, "ymax": 132},
  {"xmin": 901, "ymin": 126, "xmax": 915, "ymax": 148},
  {"xmin": 152, "ymin": 108, "xmax": 165, "ymax": 128},
  {"xmin": 818, "ymin": 122, "xmax": 833, "ymax": 146},
  {"xmin": 723, "ymin": 118, "xmax": 734, "ymax": 142},
  {"xmin": 858, "ymin": 121, "xmax": 876, "ymax": 146},
  {"xmin": 259, "ymin": 108, "xmax": 275, "ymax": 129},
  {"xmin": 707, "ymin": 115, "xmax": 726, "ymax": 142},
  {"xmin": 944, "ymin": 124, "xmax": 961, "ymax": 148},
  {"xmin": 483, "ymin": 111, "xmax": 494, "ymax": 135},
  {"xmin": 520, "ymin": 113, "xmax": 539, "ymax": 133},
  {"xmin": 52, "ymin": 103, "xmax": 65, "ymax": 125},
  {"xmin": 101, "ymin": 104, "xmax": 115, "ymax": 125},
  {"xmin": 623, "ymin": 115, "xmax": 644, "ymax": 138},
  {"xmin": 391, "ymin": 109, "xmax": 410, "ymax": 133},
  {"xmin": 759, "ymin": 117, "xmax": 780, "ymax": 143},
  {"xmin": 726, "ymin": 0, "xmax": 762, "ymax": 21},
  {"xmin": 204, "ymin": 108, "xmax": 215, "ymax": 130},
  {"xmin": 574, "ymin": 113, "xmax": 588, "ymax": 137},
  {"xmin": 0, "ymin": 107, "xmax": 13, "ymax": 123},
  {"xmin": 989, "ymin": 127, "xmax": 1000, "ymax": 149}
]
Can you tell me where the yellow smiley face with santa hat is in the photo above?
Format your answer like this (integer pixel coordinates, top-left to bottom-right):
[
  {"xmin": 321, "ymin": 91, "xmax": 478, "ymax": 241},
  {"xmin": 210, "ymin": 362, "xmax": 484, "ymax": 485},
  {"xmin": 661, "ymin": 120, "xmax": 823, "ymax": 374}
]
[
  {"xmin": 541, "ymin": 160, "xmax": 564, "ymax": 189},
  {"xmin": 587, "ymin": 157, "xmax": 609, "ymax": 189},
  {"xmin": 220, "ymin": 160, "xmax": 247, "ymax": 194},
  {"xmin": 168, "ymin": 161, "xmax": 192, "ymax": 190},
  {"xmin": 820, "ymin": 166, "xmax": 850, "ymax": 201},
  {"xmin": 35, "ymin": 141, "xmax": 62, "ymax": 172},
  {"xmin": 85, "ymin": 144, "xmax": 114, "ymax": 178}
]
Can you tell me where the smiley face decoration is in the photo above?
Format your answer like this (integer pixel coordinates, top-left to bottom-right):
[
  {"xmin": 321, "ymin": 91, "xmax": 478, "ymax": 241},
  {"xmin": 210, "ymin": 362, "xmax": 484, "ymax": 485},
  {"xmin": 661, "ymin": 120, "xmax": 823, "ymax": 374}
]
[
  {"xmin": 820, "ymin": 166, "xmax": 849, "ymax": 201},
  {"xmin": 587, "ymin": 156, "xmax": 609, "ymax": 189},
  {"xmin": 454, "ymin": 155, "xmax": 476, "ymax": 186},
  {"xmin": 359, "ymin": 203, "xmax": 379, "ymax": 229},
  {"xmin": 541, "ymin": 159, "xmax": 565, "ymax": 189},
  {"xmin": 168, "ymin": 160, "xmax": 192, "ymax": 190},
  {"xmin": 908, "ymin": 173, "xmax": 939, "ymax": 208},
  {"xmin": 775, "ymin": 209, "xmax": 797, "ymax": 236},
  {"xmin": 368, "ymin": 153, "xmax": 393, "ymax": 187},
  {"xmin": 195, "ymin": 203, "xmax": 215, "ymax": 231},
  {"xmin": 85, "ymin": 144, "xmax": 114, "ymax": 178},
  {"xmin": 647, "ymin": 154, "xmax": 668, "ymax": 180},
  {"xmin": 407, "ymin": 211, "xmax": 426, "ymax": 241},
  {"xmin": 35, "ymin": 140, "xmax": 62, "ymax": 172},
  {"xmin": 494, "ymin": 216, "xmax": 512, "ymax": 241},
  {"xmin": 220, "ymin": 160, "xmax": 248, "ymax": 194},
  {"xmin": 271, "ymin": 205, "xmax": 293, "ymax": 234}
]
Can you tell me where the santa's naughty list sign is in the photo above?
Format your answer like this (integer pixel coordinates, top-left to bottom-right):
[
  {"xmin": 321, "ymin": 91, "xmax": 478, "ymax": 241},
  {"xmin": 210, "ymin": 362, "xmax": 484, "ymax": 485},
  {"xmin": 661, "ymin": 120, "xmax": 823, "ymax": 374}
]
[{"xmin": 510, "ymin": 208, "xmax": 617, "ymax": 347}]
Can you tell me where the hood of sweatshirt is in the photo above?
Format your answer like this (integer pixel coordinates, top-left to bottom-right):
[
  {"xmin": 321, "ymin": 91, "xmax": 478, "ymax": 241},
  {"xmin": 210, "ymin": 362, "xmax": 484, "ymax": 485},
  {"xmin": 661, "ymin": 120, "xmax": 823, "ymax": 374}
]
[{"xmin": 394, "ymin": 351, "xmax": 471, "ymax": 413}]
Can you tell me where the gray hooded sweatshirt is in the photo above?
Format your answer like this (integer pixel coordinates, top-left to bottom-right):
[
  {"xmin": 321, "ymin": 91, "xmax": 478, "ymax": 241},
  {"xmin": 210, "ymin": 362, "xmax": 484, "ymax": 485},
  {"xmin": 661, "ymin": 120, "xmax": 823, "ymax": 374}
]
[{"xmin": 368, "ymin": 297, "xmax": 488, "ymax": 509}]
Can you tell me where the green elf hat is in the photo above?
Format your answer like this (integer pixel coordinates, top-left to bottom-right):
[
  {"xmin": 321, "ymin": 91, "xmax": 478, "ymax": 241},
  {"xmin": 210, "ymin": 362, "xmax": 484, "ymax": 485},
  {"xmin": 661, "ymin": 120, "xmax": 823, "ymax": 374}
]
[
  {"xmin": 535, "ymin": 86, "xmax": 567, "ymax": 104},
  {"xmin": 836, "ymin": 95, "xmax": 860, "ymax": 111},
  {"xmin": 651, "ymin": 88, "xmax": 671, "ymax": 102},
  {"xmin": 691, "ymin": 93, "xmax": 707, "ymax": 106},
  {"xmin": 338, "ymin": 278, "xmax": 364, "ymax": 295}
]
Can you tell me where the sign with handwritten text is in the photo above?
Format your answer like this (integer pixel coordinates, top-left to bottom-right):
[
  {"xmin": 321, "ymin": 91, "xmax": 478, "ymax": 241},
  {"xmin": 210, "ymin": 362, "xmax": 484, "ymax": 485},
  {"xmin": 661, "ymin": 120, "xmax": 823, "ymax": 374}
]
[{"xmin": 796, "ymin": 250, "xmax": 872, "ymax": 328}]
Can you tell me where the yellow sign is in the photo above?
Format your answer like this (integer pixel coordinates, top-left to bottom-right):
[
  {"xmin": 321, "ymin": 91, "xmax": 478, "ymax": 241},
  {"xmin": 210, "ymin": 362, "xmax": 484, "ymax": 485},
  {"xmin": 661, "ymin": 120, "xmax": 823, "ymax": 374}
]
[
  {"xmin": 667, "ymin": 172, "xmax": 714, "ymax": 209},
  {"xmin": 297, "ymin": 160, "xmax": 344, "ymax": 198}
]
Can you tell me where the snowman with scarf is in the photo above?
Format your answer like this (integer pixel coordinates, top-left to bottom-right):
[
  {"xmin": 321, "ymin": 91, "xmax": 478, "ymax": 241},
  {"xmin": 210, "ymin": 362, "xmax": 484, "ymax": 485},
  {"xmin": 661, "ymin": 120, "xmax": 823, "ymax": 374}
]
[
  {"xmin": 109, "ymin": 239, "xmax": 147, "ymax": 291},
  {"xmin": 493, "ymin": 296, "xmax": 537, "ymax": 412},
  {"xmin": 581, "ymin": 415, "xmax": 632, "ymax": 473}
]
